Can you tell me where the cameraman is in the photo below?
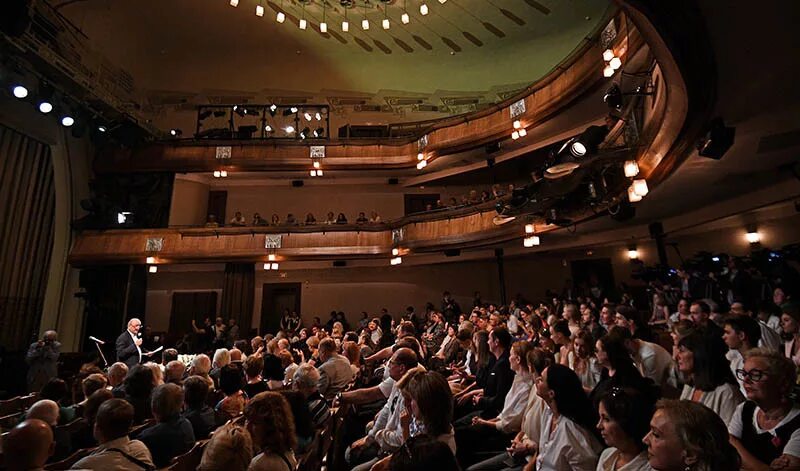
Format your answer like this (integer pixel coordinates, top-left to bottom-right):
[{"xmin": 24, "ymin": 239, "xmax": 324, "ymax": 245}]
[{"xmin": 25, "ymin": 330, "xmax": 61, "ymax": 392}]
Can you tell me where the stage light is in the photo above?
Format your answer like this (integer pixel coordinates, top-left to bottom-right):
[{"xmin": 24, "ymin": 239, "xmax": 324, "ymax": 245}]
[
  {"xmin": 417, "ymin": 152, "xmax": 425, "ymax": 161},
  {"xmin": 603, "ymin": 65, "xmax": 614, "ymax": 77},
  {"xmin": 392, "ymin": 248, "xmax": 400, "ymax": 256},
  {"xmin": 362, "ymin": 18, "xmax": 369, "ymax": 30},
  {"xmin": 170, "ymin": 128, "xmax": 182, "ymax": 136},
  {"xmin": 402, "ymin": 13, "xmax": 409, "ymax": 24},
  {"xmin": 624, "ymin": 160, "xmax": 639, "ymax": 177},
  {"xmin": 277, "ymin": 11, "xmax": 285, "ymax": 23},
  {"xmin": 285, "ymin": 125, "xmax": 295, "ymax": 133},
  {"xmin": 37, "ymin": 101, "xmax": 52, "ymax": 113},
  {"xmin": 609, "ymin": 57, "xmax": 622, "ymax": 70},
  {"xmin": 97, "ymin": 125, "xmax": 107, "ymax": 133},
  {"xmin": 230, "ymin": 0, "xmax": 238, "ymax": 6},
  {"xmin": 342, "ymin": 20, "xmax": 349, "ymax": 31},
  {"xmin": 420, "ymin": 3, "xmax": 429, "ymax": 15},
  {"xmin": 256, "ymin": 4, "xmax": 264, "ymax": 16},
  {"xmin": 146, "ymin": 257, "xmax": 155, "ymax": 264},
  {"xmin": 117, "ymin": 211, "xmax": 132, "ymax": 224},
  {"xmin": 290, "ymin": 107, "xmax": 298, "ymax": 113},
  {"xmin": 523, "ymin": 236, "xmax": 540, "ymax": 247},
  {"xmin": 745, "ymin": 229, "xmax": 761, "ymax": 244},
  {"xmin": 416, "ymin": 160, "xmax": 427, "ymax": 169},
  {"xmin": 382, "ymin": 18, "xmax": 390, "ymax": 29},
  {"xmin": 525, "ymin": 224, "xmax": 534, "ymax": 234},
  {"xmin": 602, "ymin": 49, "xmax": 614, "ymax": 61},
  {"xmin": 320, "ymin": 22, "xmax": 328, "ymax": 32},
  {"xmin": 149, "ymin": 265, "xmax": 158, "ymax": 273},
  {"xmin": 632, "ymin": 179, "xmax": 649, "ymax": 196},
  {"xmin": 627, "ymin": 248, "xmax": 639, "ymax": 260},
  {"xmin": 12, "ymin": 85, "xmax": 28, "ymax": 98},
  {"xmin": 268, "ymin": 254, "xmax": 277, "ymax": 261},
  {"xmin": 61, "ymin": 116, "xmax": 74, "ymax": 127},
  {"xmin": 513, "ymin": 120, "xmax": 521, "ymax": 129},
  {"xmin": 299, "ymin": 19, "xmax": 307, "ymax": 29},
  {"xmin": 603, "ymin": 84, "xmax": 623, "ymax": 110},
  {"xmin": 570, "ymin": 140, "xmax": 586, "ymax": 156},
  {"xmin": 269, "ymin": 104, "xmax": 277, "ymax": 114},
  {"xmin": 213, "ymin": 170, "xmax": 221, "ymax": 178}
]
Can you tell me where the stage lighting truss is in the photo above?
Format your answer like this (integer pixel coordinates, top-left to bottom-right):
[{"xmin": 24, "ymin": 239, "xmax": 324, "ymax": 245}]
[{"xmin": 195, "ymin": 104, "xmax": 330, "ymax": 141}]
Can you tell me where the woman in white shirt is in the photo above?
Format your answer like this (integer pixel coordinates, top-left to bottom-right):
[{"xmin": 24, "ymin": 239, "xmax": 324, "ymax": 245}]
[
  {"xmin": 595, "ymin": 387, "xmax": 654, "ymax": 471},
  {"xmin": 567, "ymin": 330, "xmax": 603, "ymax": 393},
  {"xmin": 676, "ymin": 329, "xmax": 743, "ymax": 425}
]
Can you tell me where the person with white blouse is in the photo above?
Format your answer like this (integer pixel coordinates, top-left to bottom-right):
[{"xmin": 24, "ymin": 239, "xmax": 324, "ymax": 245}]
[
  {"xmin": 676, "ymin": 329, "xmax": 744, "ymax": 425},
  {"xmin": 566, "ymin": 330, "xmax": 603, "ymax": 393},
  {"xmin": 595, "ymin": 387, "xmax": 654, "ymax": 471}
]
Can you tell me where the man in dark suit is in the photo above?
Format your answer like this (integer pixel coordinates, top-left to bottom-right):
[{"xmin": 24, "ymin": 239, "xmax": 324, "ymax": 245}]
[{"xmin": 116, "ymin": 318, "xmax": 143, "ymax": 368}]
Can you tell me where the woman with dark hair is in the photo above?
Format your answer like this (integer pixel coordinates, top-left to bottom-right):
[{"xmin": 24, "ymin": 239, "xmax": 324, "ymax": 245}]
[
  {"xmin": 527, "ymin": 364, "xmax": 603, "ymax": 470},
  {"xmin": 551, "ymin": 319, "xmax": 571, "ymax": 365},
  {"xmin": 387, "ymin": 434, "xmax": 460, "ymax": 471},
  {"xmin": 643, "ymin": 399, "xmax": 740, "ymax": 471},
  {"xmin": 596, "ymin": 387, "xmax": 655, "ymax": 470},
  {"xmin": 39, "ymin": 377, "xmax": 76, "ymax": 424},
  {"xmin": 591, "ymin": 333, "xmax": 654, "ymax": 405},
  {"xmin": 454, "ymin": 330, "xmax": 491, "ymax": 406},
  {"xmin": 124, "ymin": 364, "xmax": 155, "ymax": 423},
  {"xmin": 336, "ymin": 212, "xmax": 348, "ymax": 224},
  {"xmin": 216, "ymin": 363, "xmax": 247, "ymax": 420},
  {"xmin": 676, "ymin": 329, "xmax": 743, "ymax": 424},
  {"xmin": 401, "ymin": 370, "xmax": 455, "ymax": 447},
  {"xmin": 378, "ymin": 314, "xmax": 395, "ymax": 350},
  {"xmin": 245, "ymin": 391, "xmax": 298, "ymax": 470},
  {"xmin": 423, "ymin": 311, "xmax": 447, "ymax": 356}
]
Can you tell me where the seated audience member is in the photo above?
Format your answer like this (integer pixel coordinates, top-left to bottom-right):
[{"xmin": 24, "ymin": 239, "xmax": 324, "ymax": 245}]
[
  {"xmin": 369, "ymin": 210, "xmax": 381, "ymax": 223},
  {"xmin": 304, "ymin": 212, "xmax": 316, "ymax": 225},
  {"xmin": 730, "ymin": 301, "xmax": 781, "ymax": 351},
  {"xmin": 72, "ymin": 388, "xmax": 114, "ymax": 450},
  {"xmin": 689, "ymin": 300, "xmax": 723, "ymax": 338},
  {"xmin": 550, "ymin": 319, "xmax": 572, "ymax": 364},
  {"xmin": 324, "ymin": 211, "xmax": 336, "ymax": 224},
  {"xmin": 205, "ymin": 214, "xmax": 219, "ymax": 228},
  {"xmin": 198, "ymin": 424, "xmax": 254, "ymax": 471},
  {"xmin": 261, "ymin": 339, "xmax": 285, "ymax": 384},
  {"xmin": 245, "ymin": 392, "xmax": 298, "ymax": 471},
  {"xmin": 164, "ymin": 360, "xmax": 186, "ymax": 385},
  {"xmin": 138, "ymin": 383, "xmax": 196, "ymax": 467},
  {"xmin": 456, "ymin": 341, "xmax": 533, "ymax": 465},
  {"xmin": 781, "ymin": 304, "xmax": 800, "ymax": 366},
  {"xmin": 582, "ymin": 307, "xmax": 607, "ymax": 343},
  {"xmin": 144, "ymin": 361, "xmax": 164, "ymax": 386},
  {"xmin": 567, "ymin": 330, "xmax": 603, "ymax": 393},
  {"xmin": 669, "ymin": 298, "xmax": 691, "ymax": 325},
  {"xmin": 124, "ymin": 364, "xmax": 155, "ymax": 424},
  {"xmin": 108, "ymin": 361, "xmax": 129, "ymax": 397},
  {"xmin": 229, "ymin": 211, "xmax": 246, "ymax": 226},
  {"xmin": 729, "ymin": 348, "xmax": 800, "ymax": 470},
  {"xmin": 3, "ymin": 419, "xmax": 55, "ymax": 471},
  {"xmin": 26, "ymin": 399, "xmax": 71, "ymax": 462},
  {"xmin": 644, "ymin": 399, "xmax": 740, "ymax": 471},
  {"xmin": 676, "ymin": 329, "xmax": 744, "ymax": 424},
  {"xmin": 615, "ymin": 305, "xmax": 655, "ymax": 343},
  {"xmin": 470, "ymin": 328, "xmax": 514, "ymax": 419},
  {"xmin": 252, "ymin": 212, "xmax": 267, "ymax": 226},
  {"xmin": 39, "ymin": 377, "xmax": 76, "ymax": 424},
  {"xmin": 356, "ymin": 211, "xmax": 369, "ymax": 224},
  {"xmin": 270, "ymin": 213, "xmax": 280, "ymax": 225},
  {"xmin": 71, "ymin": 373, "xmax": 108, "ymax": 415},
  {"xmin": 757, "ymin": 301, "xmax": 782, "ymax": 333},
  {"xmin": 336, "ymin": 212, "xmax": 348, "ymax": 224},
  {"xmin": 316, "ymin": 337, "xmax": 354, "ymax": 399},
  {"xmin": 293, "ymin": 363, "xmax": 331, "ymax": 428},
  {"xmin": 189, "ymin": 353, "xmax": 216, "ymax": 390},
  {"xmin": 216, "ymin": 363, "xmax": 247, "ymax": 420},
  {"xmin": 591, "ymin": 332, "xmax": 655, "ymax": 405},
  {"xmin": 342, "ymin": 340, "xmax": 362, "ymax": 378},
  {"xmin": 72, "ymin": 398, "xmax": 155, "ymax": 470},
  {"xmin": 182, "ymin": 375, "xmax": 219, "ymax": 439},
  {"xmin": 243, "ymin": 354, "xmax": 269, "ymax": 398},
  {"xmin": 385, "ymin": 434, "xmax": 459, "ymax": 471},
  {"xmin": 610, "ymin": 326, "xmax": 674, "ymax": 389},
  {"xmin": 279, "ymin": 390, "xmax": 315, "ymax": 453},
  {"xmin": 211, "ymin": 348, "xmax": 231, "ymax": 388},
  {"xmin": 402, "ymin": 370, "xmax": 455, "ymax": 449},
  {"xmin": 722, "ymin": 314, "xmax": 761, "ymax": 395},
  {"xmin": 595, "ymin": 387, "xmax": 655, "ymax": 471},
  {"xmin": 286, "ymin": 213, "xmax": 298, "ymax": 225}
]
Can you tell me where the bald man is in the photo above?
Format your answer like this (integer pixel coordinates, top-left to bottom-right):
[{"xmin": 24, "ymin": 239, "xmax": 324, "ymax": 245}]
[
  {"xmin": 26, "ymin": 399, "xmax": 72, "ymax": 462},
  {"xmin": 116, "ymin": 318, "xmax": 143, "ymax": 368},
  {"xmin": 3, "ymin": 419, "xmax": 54, "ymax": 470},
  {"xmin": 25, "ymin": 330, "xmax": 60, "ymax": 392}
]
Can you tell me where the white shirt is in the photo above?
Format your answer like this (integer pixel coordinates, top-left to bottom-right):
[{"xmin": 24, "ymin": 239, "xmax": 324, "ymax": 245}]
[
  {"xmin": 436, "ymin": 335, "xmax": 454, "ymax": 357},
  {"xmin": 758, "ymin": 321, "xmax": 782, "ymax": 351},
  {"xmin": 72, "ymin": 436, "xmax": 154, "ymax": 470},
  {"xmin": 535, "ymin": 406, "xmax": 603, "ymax": 471},
  {"xmin": 680, "ymin": 382, "xmax": 744, "ymax": 425},
  {"xmin": 371, "ymin": 383, "xmax": 406, "ymax": 452},
  {"xmin": 729, "ymin": 403, "xmax": 800, "ymax": 458},
  {"xmin": 495, "ymin": 371, "xmax": 532, "ymax": 433},
  {"xmin": 521, "ymin": 388, "xmax": 547, "ymax": 447},
  {"xmin": 129, "ymin": 330, "xmax": 142, "ymax": 363},
  {"xmin": 596, "ymin": 448, "xmax": 653, "ymax": 471},
  {"xmin": 766, "ymin": 315, "xmax": 781, "ymax": 333},
  {"xmin": 568, "ymin": 352, "xmax": 602, "ymax": 392},
  {"xmin": 633, "ymin": 341, "xmax": 673, "ymax": 386}
]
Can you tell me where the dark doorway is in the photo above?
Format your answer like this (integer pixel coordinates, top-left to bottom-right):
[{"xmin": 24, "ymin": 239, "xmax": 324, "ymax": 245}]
[
  {"xmin": 404, "ymin": 193, "xmax": 440, "ymax": 215},
  {"xmin": 207, "ymin": 191, "xmax": 227, "ymax": 226},
  {"xmin": 169, "ymin": 291, "xmax": 218, "ymax": 345},
  {"xmin": 260, "ymin": 283, "xmax": 301, "ymax": 335},
  {"xmin": 570, "ymin": 258, "xmax": 616, "ymax": 301}
]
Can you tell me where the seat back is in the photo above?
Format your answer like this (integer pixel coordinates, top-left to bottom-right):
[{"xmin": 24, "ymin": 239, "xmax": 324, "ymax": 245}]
[
  {"xmin": 167, "ymin": 439, "xmax": 208, "ymax": 471},
  {"xmin": 44, "ymin": 447, "xmax": 96, "ymax": 470},
  {"xmin": 0, "ymin": 397, "xmax": 21, "ymax": 417}
]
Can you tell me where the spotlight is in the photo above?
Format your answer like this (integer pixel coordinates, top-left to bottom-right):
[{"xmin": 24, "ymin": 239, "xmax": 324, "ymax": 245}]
[
  {"xmin": 300, "ymin": 127, "xmax": 310, "ymax": 139},
  {"xmin": 61, "ymin": 116, "xmax": 75, "ymax": 127},
  {"xmin": 420, "ymin": 3, "xmax": 429, "ymax": 14},
  {"xmin": 623, "ymin": 160, "xmax": 639, "ymax": 178},
  {"xmin": 117, "ymin": 211, "xmax": 132, "ymax": 224},
  {"xmin": 97, "ymin": 125, "xmax": 107, "ymax": 133},
  {"xmin": 263, "ymin": 263, "xmax": 270, "ymax": 270},
  {"xmin": 745, "ymin": 230, "xmax": 761, "ymax": 244},
  {"xmin": 602, "ymin": 49, "xmax": 614, "ymax": 61},
  {"xmin": 342, "ymin": 20, "xmax": 349, "ymax": 31},
  {"xmin": 603, "ymin": 84, "xmax": 623, "ymax": 110},
  {"xmin": 146, "ymin": 256, "xmax": 156, "ymax": 264},
  {"xmin": 632, "ymin": 179, "xmax": 648, "ymax": 196},
  {"xmin": 570, "ymin": 140, "xmax": 586, "ymax": 156},
  {"xmin": 38, "ymin": 101, "xmax": 53, "ymax": 113},
  {"xmin": 402, "ymin": 13, "xmax": 409, "ymax": 24},
  {"xmin": 392, "ymin": 248, "xmax": 400, "ymax": 256},
  {"xmin": 12, "ymin": 85, "xmax": 28, "ymax": 98},
  {"xmin": 265, "ymin": 125, "xmax": 273, "ymax": 132},
  {"xmin": 285, "ymin": 125, "xmax": 295, "ymax": 134},
  {"xmin": 299, "ymin": 19, "xmax": 307, "ymax": 29},
  {"xmin": 256, "ymin": 4, "xmax": 264, "ymax": 16},
  {"xmin": 362, "ymin": 18, "xmax": 369, "ymax": 30},
  {"xmin": 382, "ymin": 18, "xmax": 390, "ymax": 29},
  {"xmin": 603, "ymin": 65, "xmax": 614, "ymax": 77},
  {"xmin": 320, "ymin": 22, "xmax": 328, "ymax": 32},
  {"xmin": 234, "ymin": 106, "xmax": 246, "ymax": 117},
  {"xmin": 277, "ymin": 11, "xmax": 285, "ymax": 23},
  {"xmin": 271, "ymin": 263, "xmax": 279, "ymax": 270},
  {"xmin": 170, "ymin": 128, "xmax": 182, "ymax": 136},
  {"xmin": 304, "ymin": 112, "xmax": 312, "ymax": 121},
  {"xmin": 609, "ymin": 57, "xmax": 622, "ymax": 70},
  {"xmin": 523, "ymin": 236, "xmax": 540, "ymax": 247},
  {"xmin": 148, "ymin": 265, "xmax": 158, "ymax": 273},
  {"xmin": 269, "ymin": 104, "xmax": 278, "ymax": 115},
  {"xmin": 317, "ymin": 169, "xmax": 323, "ymax": 176},
  {"xmin": 627, "ymin": 247, "xmax": 639, "ymax": 260},
  {"xmin": 627, "ymin": 184, "xmax": 642, "ymax": 202},
  {"xmin": 697, "ymin": 117, "xmax": 735, "ymax": 160}
]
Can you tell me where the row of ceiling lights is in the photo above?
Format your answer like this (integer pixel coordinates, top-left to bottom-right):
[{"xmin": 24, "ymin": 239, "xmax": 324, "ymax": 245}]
[
  {"xmin": 9, "ymin": 83, "xmax": 106, "ymax": 132},
  {"xmin": 230, "ymin": 0, "xmax": 448, "ymax": 32}
]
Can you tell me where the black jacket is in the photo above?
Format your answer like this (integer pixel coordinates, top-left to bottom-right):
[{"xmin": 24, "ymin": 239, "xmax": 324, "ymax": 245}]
[
  {"xmin": 116, "ymin": 331, "xmax": 141, "ymax": 368},
  {"xmin": 477, "ymin": 350, "xmax": 514, "ymax": 417}
]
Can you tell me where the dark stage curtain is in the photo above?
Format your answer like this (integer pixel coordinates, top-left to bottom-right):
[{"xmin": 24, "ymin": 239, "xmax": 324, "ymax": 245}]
[
  {"xmin": 221, "ymin": 263, "xmax": 254, "ymax": 331},
  {"xmin": 0, "ymin": 124, "xmax": 55, "ymax": 352}
]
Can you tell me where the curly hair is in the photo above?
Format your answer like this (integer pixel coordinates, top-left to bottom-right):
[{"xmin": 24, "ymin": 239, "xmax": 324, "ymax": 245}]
[
  {"xmin": 198, "ymin": 424, "xmax": 253, "ymax": 471},
  {"xmin": 245, "ymin": 392, "xmax": 297, "ymax": 454}
]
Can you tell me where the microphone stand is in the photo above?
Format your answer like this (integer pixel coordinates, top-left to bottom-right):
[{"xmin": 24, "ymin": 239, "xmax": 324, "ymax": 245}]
[{"xmin": 92, "ymin": 338, "xmax": 109, "ymax": 369}]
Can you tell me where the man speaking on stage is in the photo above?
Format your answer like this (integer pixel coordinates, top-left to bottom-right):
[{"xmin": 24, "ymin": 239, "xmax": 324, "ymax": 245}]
[{"xmin": 116, "ymin": 318, "xmax": 144, "ymax": 368}]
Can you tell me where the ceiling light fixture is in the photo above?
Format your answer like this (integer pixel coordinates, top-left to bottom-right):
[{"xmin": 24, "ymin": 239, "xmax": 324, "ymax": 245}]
[
  {"xmin": 61, "ymin": 116, "xmax": 74, "ymax": 127},
  {"xmin": 268, "ymin": 254, "xmax": 277, "ymax": 261},
  {"xmin": 285, "ymin": 125, "xmax": 295, "ymax": 134},
  {"xmin": 12, "ymin": 85, "xmax": 28, "ymax": 98},
  {"xmin": 523, "ymin": 236, "xmax": 540, "ymax": 247},
  {"xmin": 417, "ymin": 152, "xmax": 425, "ymax": 161},
  {"xmin": 342, "ymin": 6, "xmax": 349, "ymax": 31},
  {"xmin": 382, "ymin": 4, "xmax": 390, "ymax": 29},
  {"xmin": 623, "ymin": 160, "xmax": 639, "ymax": 177},
  {"xmin": 265, "ymin": 125, "xmax": 273, "ymax": 132},
  {"xmin": 513, "ymin": 120, "xmax": 521, "ymax": 129},
  {"xmin": 632, "ymin": 179, "xmax": 649, "ymax": 196},
  {"xmin": 627, "ymin": 184, "xmax": 642, "ymax": 202},
  {"xmin": 310, "ymin": 169, "xmax": 317, "ymax": 177},
  {"xmin": 220, "ymin": 170, "xmax": 228, "ymax": 177},
  {"xmin": 745, "ymin": 228, "xmax": 761, "ymax": 244},
  {"xmin": 97, "ymin": 125, "xmax": 107, "ymax": 132},
  {"xmin": 438, "ymin": 0, "xmax": 447, "ymax": 3},
  {"xmin": 603, "ymin": 65, "xmax": 614, "ymax": 78},
  {"xmin": 230, "ymin": 0, "xmax": 239, "ymax": 6},
  {"xmin": 313, "ymin": 161, "xmax": 320, "ymax": 169},
  {"xmin": 38, "ymin": 101, "xmax": 53, "ymax": 113},
  {"xmin": 276, "ymin": 0, "xmax": 285, "ymax": 22},
  {"xmin": 390, "ymin": 257, "xmax": 402, "ymax": 265},
  {"xmin": 627, "ymin": 247, "xmax": 639, "ymax": 260},
  {"xmin": 392, "ymin": 248, "xmax": 400, "ymax": 256},
  {"xmin": 602, "ymin": 49, "xmax": 614, "ymax": 61},
  {"xmin": 213, "ymin": 171, "xmax": 221, "ymax": 178},
  {"xmin": 320, "ymin": 2, "xmax": 328, "ymax": 32},
  {"xmin": 256, "ymin": 2, "xmax": 264, "ymax": 16},
  {"xmin": 525, "ymin": 224, "xmax": 535, "ymax": 234},
  {"xmin": 511, "ymin": 130, "xmax": 520, "ymax": 140},
  {"xmin": 299, "ymin": 18, "xmax": 307, "ymax": 29},
  {"xmin": 420, "ymin": 3, "xmax": 429, "ymax": 15},
  {"xmin": 609, "ymin": 57, "xmax": 622, "ymax": 70},
  {"xmin": 518, "ymin": 128, "xmax": 527, "ymax": 137}
]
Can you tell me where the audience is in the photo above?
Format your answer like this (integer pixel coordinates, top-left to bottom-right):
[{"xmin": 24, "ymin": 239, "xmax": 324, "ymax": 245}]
[
  {"xmin": 595, "ymin": 387, "xmax": 655, "ymax": 471},
  {"xmin": 198, "ymin": 424, "xmax": 254, "ymax": 471},
  {"xmin": 3, "ymin": 419, "xmax": 55, "ymax": 471},
  {"xmin": 123, "ymin": 364, "xmax": 155, "ymax": 424},
  {"xmin": 182, "ymin": 375, "xmax": 219, "ymax": 439},
  {"xmin": 316, "ymin": 337, "xmax": 354, "ymax": 399},
  {"xmin": 245, "ymin": 392, "xmax": 298, "ymax": 471},
  {"xmin": 138, "ymin": 383, "xmax": 196, "ymax": 467},
  {"xmin": 293, "ymin": 362, "xmax": 331, "ymax": 428},
  {"xmin": 215, "ymin": 363, "xmax": 247, "ymax": 420}
]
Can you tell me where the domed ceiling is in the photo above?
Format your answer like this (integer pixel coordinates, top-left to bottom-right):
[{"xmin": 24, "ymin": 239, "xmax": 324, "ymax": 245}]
[{"xmin": 57, "ymin": 0, "xmax": 612, "ymax": 124}]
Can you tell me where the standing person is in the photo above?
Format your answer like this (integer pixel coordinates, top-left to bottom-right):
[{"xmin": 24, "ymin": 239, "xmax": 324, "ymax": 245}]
[
  {"xmin": 116, "ymin": 318, "xmax": 144, "ymax": 368},
  {"xmin": 227, "ymin": 318, "xmax": 240, "ymax": 347},
  {"xmin": 25, "ymin": 330, "xmax": 60, "ymax": 392}
]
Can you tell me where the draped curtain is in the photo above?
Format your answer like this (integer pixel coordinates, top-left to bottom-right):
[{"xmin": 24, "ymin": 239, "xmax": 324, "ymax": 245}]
[
  {"xmin": 221, "ymin": 263, "xmax": 254, "ymax": 331},
  {"xmin": 0, "ymin": 124, "xmax": 55, "ymax": 351}
]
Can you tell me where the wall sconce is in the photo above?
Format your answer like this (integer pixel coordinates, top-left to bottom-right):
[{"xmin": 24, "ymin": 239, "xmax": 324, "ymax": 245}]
[
  {"xmin": 745, "ymin": 227, "xmax": 761, "ymax": 244},
  {"xmin": 627, "ymin": 246, "xmax": 639, "ymax": 260},
  {"xmin": 523, "ymin": 236, "xmax": 540, "ymax": 247}
]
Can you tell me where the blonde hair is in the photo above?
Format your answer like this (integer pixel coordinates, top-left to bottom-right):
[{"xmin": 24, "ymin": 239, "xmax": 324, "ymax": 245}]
[{"xmin": 198, "ymin": 424, "xmax": 253, "ymax": 471}]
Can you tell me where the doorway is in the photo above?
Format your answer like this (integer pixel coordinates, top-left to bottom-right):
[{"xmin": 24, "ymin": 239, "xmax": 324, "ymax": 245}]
[
  {"xmin": 207, "ymin": 191, "xmax": 227, "ymax": 226},
  {"xmin": 260, "ymin": 283, "xmax": 301, "ymax": 334},
  {"xmin": 570, "ymin": 258, "xmax": 616, "ymax": 301}
]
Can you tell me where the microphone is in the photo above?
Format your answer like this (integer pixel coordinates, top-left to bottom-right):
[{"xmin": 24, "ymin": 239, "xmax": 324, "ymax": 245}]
[{"xmin": 89, "ymin": 336, "xmax": 105, "ymax": 345}]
